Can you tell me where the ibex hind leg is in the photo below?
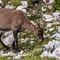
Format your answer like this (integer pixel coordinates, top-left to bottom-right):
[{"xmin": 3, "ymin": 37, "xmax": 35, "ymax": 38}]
[
  {"xmin": 0, "ymin": 33, "xmax": 9, "ymax": 50},
  {"xmin": 13, "ymin": 30, "xmax": 20, "ymax": 52}
]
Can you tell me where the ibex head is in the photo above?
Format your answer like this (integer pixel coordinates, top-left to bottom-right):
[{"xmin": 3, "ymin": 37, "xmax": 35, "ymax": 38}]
[{"xmin": 35, "ymin": 21, "xmax": 45, "ymax": 42}]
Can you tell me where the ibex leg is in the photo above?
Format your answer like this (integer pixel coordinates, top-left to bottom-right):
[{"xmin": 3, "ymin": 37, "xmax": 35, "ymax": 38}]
[{"xmin": 13, "ymin": 30, "xmax": 20, "ymax": 52}]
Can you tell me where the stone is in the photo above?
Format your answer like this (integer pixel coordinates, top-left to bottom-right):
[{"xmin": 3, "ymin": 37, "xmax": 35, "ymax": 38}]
[
  {"xmin": 41, "ymin": 40, "xmax": 60, "ymax": 59},
  {"xmin": 5, "ymin": 5, "xmax": 15, "ymax": 9},
  {"xmin": 1, "ymin": 31, "xmax": 14, "ymax": 46}
]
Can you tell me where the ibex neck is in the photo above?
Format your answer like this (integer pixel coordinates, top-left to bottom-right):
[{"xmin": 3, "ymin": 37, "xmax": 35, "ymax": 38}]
[
  {"xmin": 21, "ymin": 12, "xmax": 36, "ymax": 33},
  {"xmin": 22, "ymin": 20, "xmax": 36, "ymax": 33}
]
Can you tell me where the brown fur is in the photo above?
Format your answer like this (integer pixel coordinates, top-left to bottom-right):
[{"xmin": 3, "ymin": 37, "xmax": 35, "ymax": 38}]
[{"xmin": 0, "ymin": 8, "xmax": 44, "ymax": 52}]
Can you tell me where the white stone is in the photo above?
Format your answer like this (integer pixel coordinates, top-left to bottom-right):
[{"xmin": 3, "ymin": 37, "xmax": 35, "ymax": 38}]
[
  {"xmin": 5, "ymin": 5, "xmax": 15, "ymax": 9},
  {"xmin": 16, "ymin": 6, "xmax": 22, "ymax": 10},
  {"xmin": 49, "ymin": 28, "xmax": 55, "ymax": 31},
  {"xmin": 2, "ymin": 34, "xmax": 14, "ymax": 46},
  {"xmin": 48, "ymin": 5, "xmax": 52, "ymax": 9},
  {"xmin": 41, "ymin": 40, "xmax": 60, "ymax": 59},
  {"xmin": 0, "ymin": 50, "xmax": 4, "ymax": 55},
  {"xmin": 47, "ymin": 40, "xmax": 60, "ymax": 50},
  {"xmin": 48, "ymin": 53, "xmax": 56, "ymax": 58},
  {"xmin": 53, "ymin": 46, "xmax": 60, "ymax": 57},
  {"xmin": 48, "ymin": 0, "xmax": 54, "ymax": 4},
  {"xmin": 22, "ymin": 9, "xmax": 27, "ymax": 13},
  {"xmin": 21, "ymin": 1, "xmax": 28, "ymax": 8},
  {"xmin": 0, "ymin": 0, "xmax": 3, "ymax": 4},
  {"xmin": 16, "ymin": 6, "xmax": 27, "ymax": 13},
  {"xmin": 4, "ymin": 31, "xmax": 13, "ymax": 36},
  {"xmin": 13, "ymin": 53, "xmax": 21, "ymax": 60},
  {"xmin": 1, "ymin": 51, "xmax": 16, "ymax": 57},
  {"xmin": 7, "ymin": 51, "xmax": 16, "ymax": 56},
  {"xmin": 1, "ymin": 31, "xmax": 14, "ymax": 46},
  {"xmin": 16, "ymin": 1, "xmax": 28, "ymax": 13},
  {"xmin": 43, "ymin": 44, "xmax": 49, "ymax": 51},
  {"xmin": 53, "ymin": 12, "xmax": 60, "ymax": 18},
  {"xmin": 58, "ymin": 27, "xmax": 60, "ymax": 33},
  {"xmin": 51, "ymin": 33, "xmax": 60, "ymax": 40},
  {"xmin": 8, "ymin": 57, "xmax": 11, "ymax": 60},
  {"xmin": 41, "ymin": 51, "xmax": 49, "ymax": 57},
  {"xmin": 43, "ymin": 14, "xmax": 53, "ymax": 19},
  {"xmin": 19, "ymin": 50, "xmax": 24, "ymax": 55},
  {"xmin": 47, "ymin": 23, "xmax": 52, "ymax": 27},
  {"xmin": 41, "ymin": 7, "xmax": 47, "ymax": 12},
  {"xmin": 43, "ymin": 0, "xmax": 54, "ymax": 4},
  {"xmin": 45, "ymin": 18, "xmax": 53, "ymax": 22},
  {"xmin": 30, "ymin": 41, "xmax": 35, "ymax": 45},
  {"xmin": 47, "ymin": 34, "xmax": 50, "ymax": 37}
]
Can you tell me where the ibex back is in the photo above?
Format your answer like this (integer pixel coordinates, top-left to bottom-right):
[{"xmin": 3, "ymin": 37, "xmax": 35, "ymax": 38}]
[{"xmin": 0, "ymin": 8, "xmax": 44, "ymax": 52}]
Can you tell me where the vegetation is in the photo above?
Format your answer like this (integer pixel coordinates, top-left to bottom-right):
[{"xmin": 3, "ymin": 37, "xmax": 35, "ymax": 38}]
[
  {"xmin": 0, "ymin": 0, "xmax": 60, "ymax": 60},
  {"xmin": 53, "ymin": 0, "xmax": 60, "ymax": 11},
  {"xmin": 11, "ymin": 0, "xmax": 21, "ymax": 7}
]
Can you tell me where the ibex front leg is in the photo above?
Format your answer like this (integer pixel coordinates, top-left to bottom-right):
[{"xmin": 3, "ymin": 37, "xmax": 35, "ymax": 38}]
[{"xmin": 13, "ymin": 30, "xmax": 20, "ymax": 52}]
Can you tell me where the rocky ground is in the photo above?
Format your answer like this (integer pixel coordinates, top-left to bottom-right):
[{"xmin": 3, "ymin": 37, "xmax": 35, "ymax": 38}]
[
  {"xmin": 0, "ymin": 11, "xmax": 59, "ymax": 60},
  {"xmin": 0, "ymin": 0, "xmax": 60, "ymax": 60}
]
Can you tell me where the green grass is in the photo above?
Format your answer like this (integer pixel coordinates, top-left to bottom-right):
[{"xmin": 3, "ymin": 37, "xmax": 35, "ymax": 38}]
[
  {"xmin": 22, "ymin": 37, "xmax": 55, "ymax": 60},
  {"xmin": 0, "ymin": 57, "xmax": 12, "ymax": 60},
  {"xmin": 23, "ymin": 56, "xmax": 56, "ymax": 60}
]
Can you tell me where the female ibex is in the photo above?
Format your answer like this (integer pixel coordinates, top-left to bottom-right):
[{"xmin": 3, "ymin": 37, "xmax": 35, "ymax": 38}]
[{"xmin": 0, "ymin": 8, "xmax": 44, "ymax": 52}]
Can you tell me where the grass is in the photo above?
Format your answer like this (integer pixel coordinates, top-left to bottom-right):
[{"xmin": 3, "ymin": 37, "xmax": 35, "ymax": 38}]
[
  {"xmin": 0, "ymin": 57, "xmax": 12, "ymax": 60},
  {"xmin": 22, "ymin": 37, "xmax": 56, "ymax": 60},
  {"xmin": 0, "ymin": 29, "xmax": 56, "ymax": 60},
  {"xmin": 23, "ymin": 56, "xmax": 56, "ymax": 60}
]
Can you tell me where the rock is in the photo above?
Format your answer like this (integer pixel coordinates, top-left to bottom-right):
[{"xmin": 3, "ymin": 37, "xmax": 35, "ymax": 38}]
[
  {"xmin": 41, "ymin": 7, "xmax": 47, "ymax": 12},
  {"xmin": 41, "ymin": 40, "xmax": 60, "ymax": 59},
  {"xmin": 49, "ymin": 28, "xmax": 55, "ymax": 32},
  {"xmin": 51, "ymin": 33, "xmax": 60, "ymax": 40},
  {"xmin": 16, "ymin": 1, "xmax": 28, "ymax": 13},
  {"xmin": 21, "ymin": 1, "xmax": 28, "ymax": 8},
  {"xmin": 16, "ymin": 6, "xmax": 27, "ymax": 13},
  {"xmin": 8, "ymin": 57, "xmax": 11, "ymax": 60},
  {"xmin": 46, "ymin": 23, "xmax": 52, "ymax": 28},
  {"xmin": 52, "ymin": 46, "xmax": 60, "ymax": 58},
  {"xmin": 53, "ymin": 12, "xmax": 60, "ymax": 18},
  {"xmin": 45, "ymin": 18, "xmax": 53, "ymax": 22},
  {"xmin": 0, "ymin": 0, "xmax": 2, "ymax": 4},
  {"xmin": 48, "ymin": 5, "xmax": 52, "ymax": 10},
  {"xmin": 5, "ymin": 5, "xmax": 15, "ymax": 9},
  {"xmin": 58, "ymin": 27, "xmax": 60, "ymax": 33},
  {"xmin": 43, "ymin": 14, "xmax": 53, "ymax": 19},
  {"xmin": 1, "ymin": 51, "xmax": 16, "ymax": 57},
  {"xmin": 43, "ymin": 44, "xmax": 49, "ymax": 51},
  {"xmin": 41, "ymin": 51, "xmax": 49, "ymax": 57},
  {"xmin": 1, "ymin": 31, "xmax": 14, "ymax": 46},
  {"xmin": 0, "ymin": 50, "xmax": 4, "ymax": 56},
  {"xmin": 13, "ymin": 53, "xmax": 21, "ymax": 60},
  {"xmin": 0, "ymin": 50, "xmax": 25, "ymax": 60},
  {"xmin": 43, "ymin": 0, "xmax": 54, "ymax": 4},
  {"xmin": 30, "ymin": 41, "xmax": 35, "ymax": 45}
]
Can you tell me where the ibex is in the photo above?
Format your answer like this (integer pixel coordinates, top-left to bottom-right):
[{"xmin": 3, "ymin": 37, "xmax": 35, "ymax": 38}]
[{"xmin": 0, "ymin": 8, "xmax": 44, "ymax": 52}]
